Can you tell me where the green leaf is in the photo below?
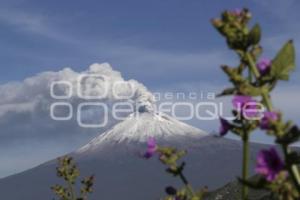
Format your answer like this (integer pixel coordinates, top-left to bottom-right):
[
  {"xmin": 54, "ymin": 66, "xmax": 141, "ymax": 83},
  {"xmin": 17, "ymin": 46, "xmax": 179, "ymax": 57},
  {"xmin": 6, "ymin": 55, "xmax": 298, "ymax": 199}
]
[
  {"xmin": 248, "ymin": 24, "xmax": 261, "ymax": 46},
  {"xmin": 286, "ymin": 151, "xmax": 300, "ymax": 164},
  {"xmin": 238, "ymin": 83, "xmax": 264, "ymax": 96},
  {"xmin": 217, "ymin": 87, "xmax": 236, "ymax": 97},
  {"xmin": 271, "ymin": 40, "xmax": 296, "ymax": 80},
  {"xmin": 276, "ymin": 125, "xmax": 300, "ymax": 145},
  {"xmin": 238, "ymin": 176, "xmax": 268, "ymax": 189},
  {"xmin": 250, "ymin": 45, "xmax": 262, "ymax": 59},
  {"xmin": 221, "ymin": 65, "xmax": 245, "ymax": 84}
]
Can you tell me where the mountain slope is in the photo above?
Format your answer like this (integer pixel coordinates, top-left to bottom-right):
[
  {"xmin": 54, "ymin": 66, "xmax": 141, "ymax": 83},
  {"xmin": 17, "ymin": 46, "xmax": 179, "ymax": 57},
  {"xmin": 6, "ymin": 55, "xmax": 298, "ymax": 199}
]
[
  {"xmin": 0, "ymin": 110, "xmax": 270, "ymax": 200},
  {"xmin": 205, "ymin": 176, "xmax": 272, "ymax": 200}
]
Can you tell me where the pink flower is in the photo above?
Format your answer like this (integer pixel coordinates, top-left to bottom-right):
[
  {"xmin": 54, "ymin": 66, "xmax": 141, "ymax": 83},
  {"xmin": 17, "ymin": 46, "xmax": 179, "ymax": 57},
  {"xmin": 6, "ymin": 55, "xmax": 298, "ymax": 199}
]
[
  {"xmin": 219, "ymin": 117, "xmax": 231, "ymax": 136},
  {"xmin": 257, "ymin": 58, "xmax": 272, "ymax": 76},
  {"xmin": 232, "ymin": 95, "xmax": 258, "ymax": 118},
  {"xmin": 256, "ymin": 148, "xmax": 284, "ymax": 181},
  {"xmin": 229, "ymin": 8, "xmax": 242, "ymax": 16},
  {"xmin": 143, "ymin": 137, "xmax": 157, "ymax": 159},
  {"xmin": 233, "ymin": 8, "xmax": 242, "ymax": 16},
  {"xmin": 260, "ymin": 111, "xmax": 278, "ymax": 130}
]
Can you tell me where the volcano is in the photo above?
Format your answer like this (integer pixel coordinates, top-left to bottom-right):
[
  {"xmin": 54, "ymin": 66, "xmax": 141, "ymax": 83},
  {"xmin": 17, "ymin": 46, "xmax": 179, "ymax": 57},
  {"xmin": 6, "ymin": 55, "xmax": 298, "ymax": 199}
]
[
  {"xmin": 78, "ymin": 105, "xmax": 207, "ymax": 153},
  {"xmin": 0, "ymin": 107, "xmax": 269, "ymax": 200}
]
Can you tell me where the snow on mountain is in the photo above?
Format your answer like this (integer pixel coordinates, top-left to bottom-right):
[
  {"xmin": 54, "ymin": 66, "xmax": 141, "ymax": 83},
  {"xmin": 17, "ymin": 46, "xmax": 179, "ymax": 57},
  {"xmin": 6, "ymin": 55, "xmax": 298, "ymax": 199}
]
[{"xmin": 78, "ymin": 110, "xmax": 207, "ymax": 153}]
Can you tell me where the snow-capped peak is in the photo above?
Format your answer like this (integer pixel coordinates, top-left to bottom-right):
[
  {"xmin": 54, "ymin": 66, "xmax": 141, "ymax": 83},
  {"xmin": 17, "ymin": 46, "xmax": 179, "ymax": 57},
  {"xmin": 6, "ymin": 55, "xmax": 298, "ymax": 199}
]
[{"xmin": 77, "ymin": 110, "xmax": 207, "ymax": 153}]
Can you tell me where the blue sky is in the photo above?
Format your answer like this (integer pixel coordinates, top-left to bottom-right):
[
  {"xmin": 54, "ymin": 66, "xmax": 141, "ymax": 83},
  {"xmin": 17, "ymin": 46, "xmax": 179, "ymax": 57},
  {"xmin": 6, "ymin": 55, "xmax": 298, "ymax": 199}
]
[
  {"xmin": 0, "ymin": 0, "xmax": 300, "ymax": 177},
  {"xmin": 1, "ymin": 0, "xmax": 298, "ymax": 85}
]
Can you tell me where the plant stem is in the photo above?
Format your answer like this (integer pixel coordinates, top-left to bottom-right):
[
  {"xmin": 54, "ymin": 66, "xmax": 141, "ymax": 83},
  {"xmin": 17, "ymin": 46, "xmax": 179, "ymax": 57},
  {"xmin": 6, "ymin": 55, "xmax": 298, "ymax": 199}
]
[
  {"xmin": 246, "ymin": 53, "xmax": 260, "ymax": 78},
  {"xmin": 246, "ymin": 53, "xmax": 273, "ymax": 110},
  {"xmin": 242, "ymin": 129, "xmax": 249, "ymax": 200},
  {"xmin": 239, "ymin": 55, "xmax": 254, "ymax": 200},
  {"xmin": 261, "ymin": 91, "xmax": 272, "ymax": 111},
  {"xmin": 68, "ymin": 182, "xmax": 76, "ymax": 200},
  {"xmin": 179, "ymin": 171, "xmax": 195, "ymax": 196},
  {"xmin": 248, "ymin": 67, "xmax": 252, "ymax": 83},
  {"xmin": 282, "ymin": 145, "xmax": 300, "ymax": 191}
]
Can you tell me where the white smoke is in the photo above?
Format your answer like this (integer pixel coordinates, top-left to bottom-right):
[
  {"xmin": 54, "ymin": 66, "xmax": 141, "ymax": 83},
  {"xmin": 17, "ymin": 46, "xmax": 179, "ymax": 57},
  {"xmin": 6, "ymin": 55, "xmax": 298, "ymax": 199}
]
[
  {"xmin": 0, "ymin": 63, "xmax": 155, "ymax": 143},
  {"xmin": 0, "ymin": 63, "xmax": 158, "ymax": 177}
]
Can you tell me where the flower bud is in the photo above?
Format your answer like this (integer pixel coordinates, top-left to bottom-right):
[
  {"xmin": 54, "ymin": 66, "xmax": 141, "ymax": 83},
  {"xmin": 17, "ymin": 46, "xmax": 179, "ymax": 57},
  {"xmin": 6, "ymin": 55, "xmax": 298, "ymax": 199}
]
[
  {"xmin": 165, "ymin": 186, "xmax": 177, "ymax": 195},
  {"xmin": 211, "ymin": 18, "xmax": 223, "ymax": 28}
]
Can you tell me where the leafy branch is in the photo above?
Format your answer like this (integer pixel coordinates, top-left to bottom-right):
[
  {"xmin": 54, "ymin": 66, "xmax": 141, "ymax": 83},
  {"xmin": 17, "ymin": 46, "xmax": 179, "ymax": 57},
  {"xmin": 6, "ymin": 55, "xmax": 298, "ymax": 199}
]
[{"xmin": 51, "ymin": 156, "xmax": 94, "ymax": 200}]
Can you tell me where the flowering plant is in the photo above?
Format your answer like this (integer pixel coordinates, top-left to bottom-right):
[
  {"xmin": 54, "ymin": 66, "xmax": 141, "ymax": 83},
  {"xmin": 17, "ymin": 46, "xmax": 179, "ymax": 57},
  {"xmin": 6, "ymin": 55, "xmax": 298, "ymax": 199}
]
[
  {"xmin": 143, "ymin": 138, "xmax": 208, "ymax": 200},
  {"xmin": 146, "ymin": 8, "xmax": 300, "ymax": 200},
  {"xmin": 212, "ymin": 8, "xmax": 300, "ymax": 200}
]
